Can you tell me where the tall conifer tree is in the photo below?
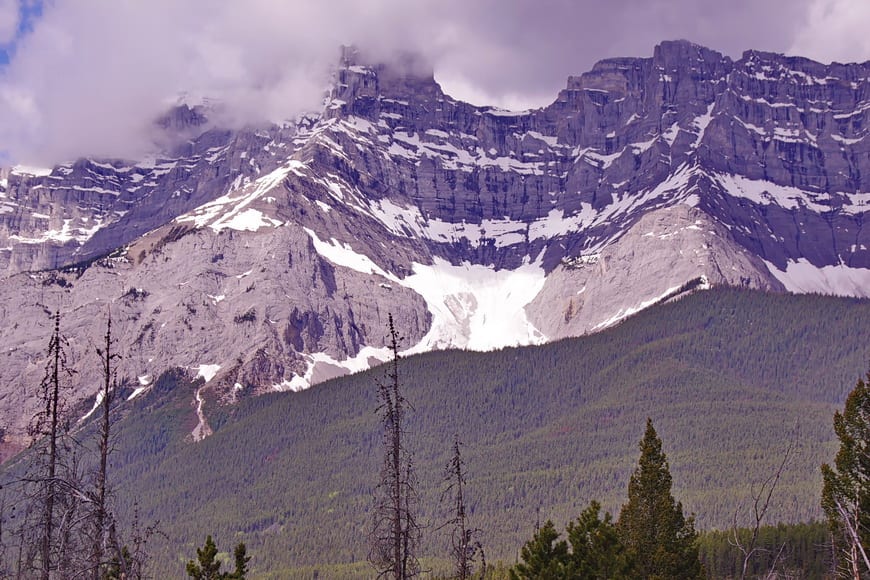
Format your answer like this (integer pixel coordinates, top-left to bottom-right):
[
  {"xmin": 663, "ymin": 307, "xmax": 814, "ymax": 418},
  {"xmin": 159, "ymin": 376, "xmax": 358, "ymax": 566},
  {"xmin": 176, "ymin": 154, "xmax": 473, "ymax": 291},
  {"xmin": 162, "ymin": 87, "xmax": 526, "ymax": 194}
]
[
  {"xmin": 617, "ymin": 418, "xmax": 701, "ymax": 579},
  {"xmin": 821, "ymin": 371, "xmax": 870, "ymax": 576},
  {"xmin": 566, "ymin": 501, "xmax": 634, "ymax": 579}
]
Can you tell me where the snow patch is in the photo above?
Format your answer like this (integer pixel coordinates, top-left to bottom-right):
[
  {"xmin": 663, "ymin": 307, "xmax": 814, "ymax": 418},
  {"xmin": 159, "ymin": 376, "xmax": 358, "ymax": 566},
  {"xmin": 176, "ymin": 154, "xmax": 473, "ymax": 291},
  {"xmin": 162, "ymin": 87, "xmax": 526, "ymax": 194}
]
[
  {"xmin": 304, "ymin": 228, "xmax": 393, "ymax": 278},
  {"xmin": 212, "ymin": 208, "xmax": 283, "ymax": 232},
  {"xmin": 401, "ymin": 257, "xmax": 547, "ymax": 353},
  {"xmin": 274, "ymin": 345, "xmax": 393, "ymax": 392},
  {"xmin": 195, "ymin": 364, "xmax": 221, "ymax": 383},
  {"xmin": 764, "ymin": 259, "xmax": 870, "ymax": 297},
  {"xmin": 691, "ymin": 103, "xmax": 715, "ymax": 147},
  {"xmin": 714, "ymin": 173, "xmax": 830, "ymax": 212},
  {"xmin": 12, "ymin": 165, "xmax": 53, "ymax": 177},
  {"xmin": 127, "ymin": 374, "xmax": 151, "ymax": 401},
  {"xmin": 176, "ymin": 160, "xmax": 302, "ymax": 230},
  {"xmin": 593, "ymin": 282, "xmax": 685, "ymax": 330},
  {"xmin": 127, "ymin": 387, "xmax": 147, "ymax": 401},
  {"xmin": 304, "ymin": 229, "xmax": 548, "ymax": 353},
  {"xmin": 191, "ymin": 385, "xmax": 212, "ymax": 441},
  {"xmin": 80, "ymin": 391, "xmax": 104, "ymax": 422}
]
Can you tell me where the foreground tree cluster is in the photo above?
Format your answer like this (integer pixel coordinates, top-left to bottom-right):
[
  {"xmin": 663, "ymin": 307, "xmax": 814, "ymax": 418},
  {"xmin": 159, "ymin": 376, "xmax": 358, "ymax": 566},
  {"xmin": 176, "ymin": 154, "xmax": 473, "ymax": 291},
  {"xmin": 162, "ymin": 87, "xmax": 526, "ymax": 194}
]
[
  {"xmin": 510, "ymin": 419, "xmax": 700, "ymax": 580},
  {"xmin": 1, "ymin": 312, "xmax": 143, "ymax": 579},
  {"xmin": 0, "ymin": 312, "xmax": 249, "ymax": 579},
  {"xmin": 822, "ymin": 370, "xmax": 870, "ymax": 578}
]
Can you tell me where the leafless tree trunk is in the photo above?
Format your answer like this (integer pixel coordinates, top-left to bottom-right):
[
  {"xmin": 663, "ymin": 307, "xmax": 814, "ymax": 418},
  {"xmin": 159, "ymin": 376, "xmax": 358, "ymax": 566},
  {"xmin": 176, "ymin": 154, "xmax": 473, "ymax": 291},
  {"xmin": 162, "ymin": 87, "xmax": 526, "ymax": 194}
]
[
  {"xmin": 91, "ymin": 313, "xmax": 120, "ymax": 580},
  {"xmin": 440, "ymin": 435, "xmax": 485, "ymax": 580},
  {"xmin": 833, "ymin": 498, "xmax": 870, "ymax": 579},
  {"xmin": 731, "ymin": 436, "xmax": 795, "ymax": 580},
  {"xmin": 41, "ymin": 312, "xmax": 62, "ymax": 580},
  {"xmin": 27, "ymin": 310, "xmax": 76, "ymax": 580},
  {"xmin": 369, "ymin": 314, "xmax": 420, "ymax": 580}
]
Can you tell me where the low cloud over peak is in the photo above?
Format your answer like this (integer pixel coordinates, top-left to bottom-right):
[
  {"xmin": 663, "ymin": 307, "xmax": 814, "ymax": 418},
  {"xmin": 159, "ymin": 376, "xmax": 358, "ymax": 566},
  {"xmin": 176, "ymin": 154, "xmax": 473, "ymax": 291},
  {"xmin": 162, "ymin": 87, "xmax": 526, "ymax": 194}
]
[{"xmin": 0, "ymin": 0, "xmax": 866, "ymax": 165}]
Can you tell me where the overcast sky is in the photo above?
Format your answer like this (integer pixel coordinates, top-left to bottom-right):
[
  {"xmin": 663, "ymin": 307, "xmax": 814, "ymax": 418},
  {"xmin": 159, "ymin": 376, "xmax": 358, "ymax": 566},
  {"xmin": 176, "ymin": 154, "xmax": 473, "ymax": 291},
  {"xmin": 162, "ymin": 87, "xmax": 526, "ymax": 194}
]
[{"xmin": 0, "ymin": 0, "xmax": 868, "ymax": 165}]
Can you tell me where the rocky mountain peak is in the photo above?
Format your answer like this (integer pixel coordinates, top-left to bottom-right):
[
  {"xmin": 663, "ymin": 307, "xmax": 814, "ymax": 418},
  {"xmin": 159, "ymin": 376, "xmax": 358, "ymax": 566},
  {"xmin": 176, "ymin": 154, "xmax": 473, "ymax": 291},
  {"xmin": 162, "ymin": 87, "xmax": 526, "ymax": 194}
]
[
  {"xmin": 330, "ymin": 46, "xmax": 441, "ymax": 118},
  {"xmin": 155, "ymin": 103, "xmax": 210, "ymax": 133},
  {"xmin": 653, "ymin": 39, "xmax": 728, "ymax": 68}
]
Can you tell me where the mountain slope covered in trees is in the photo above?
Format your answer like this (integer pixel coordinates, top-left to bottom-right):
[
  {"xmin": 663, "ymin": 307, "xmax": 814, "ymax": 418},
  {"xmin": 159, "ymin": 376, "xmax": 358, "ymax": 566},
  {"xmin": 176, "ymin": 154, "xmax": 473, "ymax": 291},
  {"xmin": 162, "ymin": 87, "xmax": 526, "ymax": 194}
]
[{"xmin": 21, "ymin": 288, "xmax": 870, "ymax": 577}]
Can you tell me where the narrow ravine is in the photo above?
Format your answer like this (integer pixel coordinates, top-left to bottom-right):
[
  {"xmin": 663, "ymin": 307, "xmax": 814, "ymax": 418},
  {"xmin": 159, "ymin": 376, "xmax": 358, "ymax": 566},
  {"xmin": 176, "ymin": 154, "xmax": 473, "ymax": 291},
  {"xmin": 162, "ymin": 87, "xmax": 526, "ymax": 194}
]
[{"xmin": 191, "ymin": 385, "xmax": 213, "ymax": 441}]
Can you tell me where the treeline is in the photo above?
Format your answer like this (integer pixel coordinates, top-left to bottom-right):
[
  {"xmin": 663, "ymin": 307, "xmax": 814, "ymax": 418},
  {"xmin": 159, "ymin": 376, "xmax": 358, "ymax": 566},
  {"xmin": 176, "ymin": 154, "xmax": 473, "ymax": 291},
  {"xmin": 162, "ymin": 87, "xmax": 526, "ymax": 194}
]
[
  {"xmin": 698, "ymin": 522, "xmax": 831, "ymax": 578},
  {"xmin": 5, "ymin": 288, "xmax": 870, "ymax": 576}
]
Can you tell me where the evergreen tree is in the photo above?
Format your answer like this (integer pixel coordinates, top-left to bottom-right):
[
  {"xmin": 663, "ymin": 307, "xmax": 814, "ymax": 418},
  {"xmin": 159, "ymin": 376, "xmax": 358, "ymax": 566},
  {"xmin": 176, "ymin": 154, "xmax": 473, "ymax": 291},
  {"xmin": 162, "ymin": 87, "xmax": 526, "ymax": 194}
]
[
  {"xmin": 509, "ymin": 520, "xmax": 568, "ymax": 579},
  {"xmin": 617, "ymin": 418, "xmax": 702, "ymax": 579},
  {"xmin": 821, "ymin": 370, "xmax": 870, "ymax": 576},
  {"xmin": 566, "ymin": 501, "xmax": 634, "ymax": 579},
  {"xmin": 229, "ymin": 542, "xmax": 250, "ymax": 580},
  {"xmin": 186, "ymin": 535, "xmax": 247, "ymax": 580},
  {"xmin": 187, "ymin": 535, "xmax": 222, "ymax": 580}
]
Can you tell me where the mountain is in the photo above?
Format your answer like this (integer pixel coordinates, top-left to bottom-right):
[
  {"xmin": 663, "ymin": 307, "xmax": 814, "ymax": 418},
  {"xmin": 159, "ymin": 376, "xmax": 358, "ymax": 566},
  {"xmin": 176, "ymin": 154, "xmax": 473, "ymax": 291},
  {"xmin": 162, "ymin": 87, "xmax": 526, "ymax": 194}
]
[{"xmin": 1, "ymin": 40, "xmax": 869, "ymax": 448}]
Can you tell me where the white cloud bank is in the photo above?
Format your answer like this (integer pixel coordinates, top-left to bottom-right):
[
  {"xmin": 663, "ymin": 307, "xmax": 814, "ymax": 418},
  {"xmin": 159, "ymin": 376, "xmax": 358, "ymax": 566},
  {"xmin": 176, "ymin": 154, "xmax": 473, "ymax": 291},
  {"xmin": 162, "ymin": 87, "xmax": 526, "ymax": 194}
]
[
  {"xmin": 788, "ymin": 0, "xmax": 870, "ymax": 64},
  {"xmin": 0, "ymin": 0, "xmax": 867, "ymax": 165}
]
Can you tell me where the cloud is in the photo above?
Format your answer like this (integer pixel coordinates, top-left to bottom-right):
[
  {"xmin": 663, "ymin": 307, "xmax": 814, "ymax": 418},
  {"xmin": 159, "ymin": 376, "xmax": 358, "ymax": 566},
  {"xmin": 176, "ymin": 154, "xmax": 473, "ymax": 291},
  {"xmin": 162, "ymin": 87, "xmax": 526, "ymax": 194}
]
[
  {"xmin": 0, "ymin": 0, "xmax": 19, "ymax": 44},
  {"xmin": 789, "ymin": 0, "xmax": 870, "ymax": 63},
  {"xmin": 0, "ymin": 0, "xmax": 855, "ymax": 165}
]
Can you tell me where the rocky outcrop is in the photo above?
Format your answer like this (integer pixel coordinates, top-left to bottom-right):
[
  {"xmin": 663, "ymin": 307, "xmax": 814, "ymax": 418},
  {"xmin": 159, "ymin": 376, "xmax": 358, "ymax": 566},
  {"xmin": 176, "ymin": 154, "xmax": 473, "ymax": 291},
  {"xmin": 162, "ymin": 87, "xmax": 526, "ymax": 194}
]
[
  {"xmin": 526, "ymin": 204, "xmax": 784, "ymax": 339},
  {"xmin": 0, "ymin": 220, "xmax": 430, "ymax": 439}
]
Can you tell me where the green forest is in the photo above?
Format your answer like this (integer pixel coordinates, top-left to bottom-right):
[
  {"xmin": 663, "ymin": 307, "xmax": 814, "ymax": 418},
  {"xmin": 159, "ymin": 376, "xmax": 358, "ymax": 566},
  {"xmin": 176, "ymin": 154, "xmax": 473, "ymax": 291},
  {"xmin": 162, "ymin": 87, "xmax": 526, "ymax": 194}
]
[{"xmin": 5, "ymin": 287, "xmax": 870, "ymax": 577}]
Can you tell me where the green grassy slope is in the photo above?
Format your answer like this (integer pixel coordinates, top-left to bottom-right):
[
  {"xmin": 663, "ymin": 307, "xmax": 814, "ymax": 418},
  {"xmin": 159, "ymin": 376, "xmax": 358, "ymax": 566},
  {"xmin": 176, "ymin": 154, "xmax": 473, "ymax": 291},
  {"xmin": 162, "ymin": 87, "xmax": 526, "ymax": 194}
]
[{"xmin": 79, "ymin": 289, "xmax": 870, "ymax": 576}]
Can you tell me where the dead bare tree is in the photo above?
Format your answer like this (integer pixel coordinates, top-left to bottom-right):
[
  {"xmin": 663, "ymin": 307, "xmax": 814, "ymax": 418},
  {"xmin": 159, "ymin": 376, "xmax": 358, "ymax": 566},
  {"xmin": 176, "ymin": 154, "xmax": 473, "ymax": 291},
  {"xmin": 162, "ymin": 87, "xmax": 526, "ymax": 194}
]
[
  {"xmin": 440, "ymin": 435, "xmax": 485, "ymax": 580},
  {"xmin": 84, "ymin": 312, "xmax": 120, "ymax": 579},
  {"xmin": 6, "ymin": 311, "xmax": 133, "ymax": 580},
  {"xmin": 103, "ymin": 501, "xmax": 161, "ymax": 580},
  {"xmin": 24, "ymin": 310, "xmax": 79, "ymax": 580},
  {"xmin": 831, "ymin": 496, "xmax": 870, "ymax": 580},
  {"xmin": 730, "ymin": 436, "xmax": 795, "ymax": 580},
  {"xmin": 369, "ymin": 314, "xmax": 421, "ymax": 580}
]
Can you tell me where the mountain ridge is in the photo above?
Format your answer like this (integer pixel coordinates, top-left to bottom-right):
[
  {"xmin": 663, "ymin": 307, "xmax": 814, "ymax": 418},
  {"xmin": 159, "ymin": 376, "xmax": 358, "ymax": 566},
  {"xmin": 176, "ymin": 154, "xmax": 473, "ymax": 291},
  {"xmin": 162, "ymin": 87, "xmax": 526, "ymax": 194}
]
[{"xmin": 0, "ymin": 40, "xmax": 868, "ymax": 445}]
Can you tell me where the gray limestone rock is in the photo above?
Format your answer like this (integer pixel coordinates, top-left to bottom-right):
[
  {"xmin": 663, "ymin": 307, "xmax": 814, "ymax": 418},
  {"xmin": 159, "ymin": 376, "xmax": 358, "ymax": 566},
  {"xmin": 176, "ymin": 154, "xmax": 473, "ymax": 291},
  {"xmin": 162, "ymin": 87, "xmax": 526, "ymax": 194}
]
[{"xmin": 526, "ymin": 205, "xmax": 784, "ymax": 339}]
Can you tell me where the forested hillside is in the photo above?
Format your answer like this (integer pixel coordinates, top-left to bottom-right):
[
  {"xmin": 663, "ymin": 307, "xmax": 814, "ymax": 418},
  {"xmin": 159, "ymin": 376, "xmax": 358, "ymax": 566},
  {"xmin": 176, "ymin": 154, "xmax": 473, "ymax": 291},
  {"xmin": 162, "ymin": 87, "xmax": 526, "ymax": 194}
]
[{"xmin": 16, "ymin": 288, "xmax": 870, "ymax": 577}]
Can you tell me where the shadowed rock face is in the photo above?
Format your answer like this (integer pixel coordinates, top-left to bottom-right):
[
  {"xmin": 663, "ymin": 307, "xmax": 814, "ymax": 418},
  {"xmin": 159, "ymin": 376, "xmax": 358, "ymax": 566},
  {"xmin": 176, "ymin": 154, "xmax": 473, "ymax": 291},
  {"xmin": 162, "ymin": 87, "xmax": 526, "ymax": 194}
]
[{"xmin": 0, "ymin": 40, "xmax": 868, "ymax": 443}]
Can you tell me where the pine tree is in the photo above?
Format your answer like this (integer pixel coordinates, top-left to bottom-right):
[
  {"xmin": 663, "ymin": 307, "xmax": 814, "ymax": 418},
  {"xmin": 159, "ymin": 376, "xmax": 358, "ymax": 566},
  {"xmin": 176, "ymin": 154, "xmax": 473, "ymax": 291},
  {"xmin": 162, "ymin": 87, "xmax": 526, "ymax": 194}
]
[
  {"xmin": 617, "ymin": 418, "xmax": 702, "ymax": 579},
  {"xmin": 821, "ymin": 370, "xmax": 870, "ymax": 576},
  {"xmin": 228, "ymin": 542, "xmax": 250, "ymax": 580},
  {"xmin": 509, "ymin": 520, "xmax": 568, "ymax": 579},
  {"xmin": 566, "ymin": 501, "xmax": 634, "ymax": 579},
  {"xmin": 186, "ymin": 535, "xmax": 222, "ymax": 580},
  {"xmin": 186, "ymin": 535, "xmax": 248, "ymax": 579}
]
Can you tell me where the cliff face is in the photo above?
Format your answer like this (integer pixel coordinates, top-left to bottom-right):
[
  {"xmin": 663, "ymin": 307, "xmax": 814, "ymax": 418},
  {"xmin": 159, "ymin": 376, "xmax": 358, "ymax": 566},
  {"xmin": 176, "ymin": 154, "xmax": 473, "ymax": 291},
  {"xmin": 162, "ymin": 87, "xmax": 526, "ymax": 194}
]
[{"xmin": 0, "ymin": 40, "xmax": 868, "ymax": 443}]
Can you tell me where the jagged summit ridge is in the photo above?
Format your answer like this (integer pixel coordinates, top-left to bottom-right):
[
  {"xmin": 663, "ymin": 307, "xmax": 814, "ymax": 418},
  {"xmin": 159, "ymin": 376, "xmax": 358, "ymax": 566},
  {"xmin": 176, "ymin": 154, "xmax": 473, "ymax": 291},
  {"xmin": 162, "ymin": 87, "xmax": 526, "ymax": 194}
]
[{"xmin": 0, "ymin": 41, "xmax": 868, "ymax": 446}]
